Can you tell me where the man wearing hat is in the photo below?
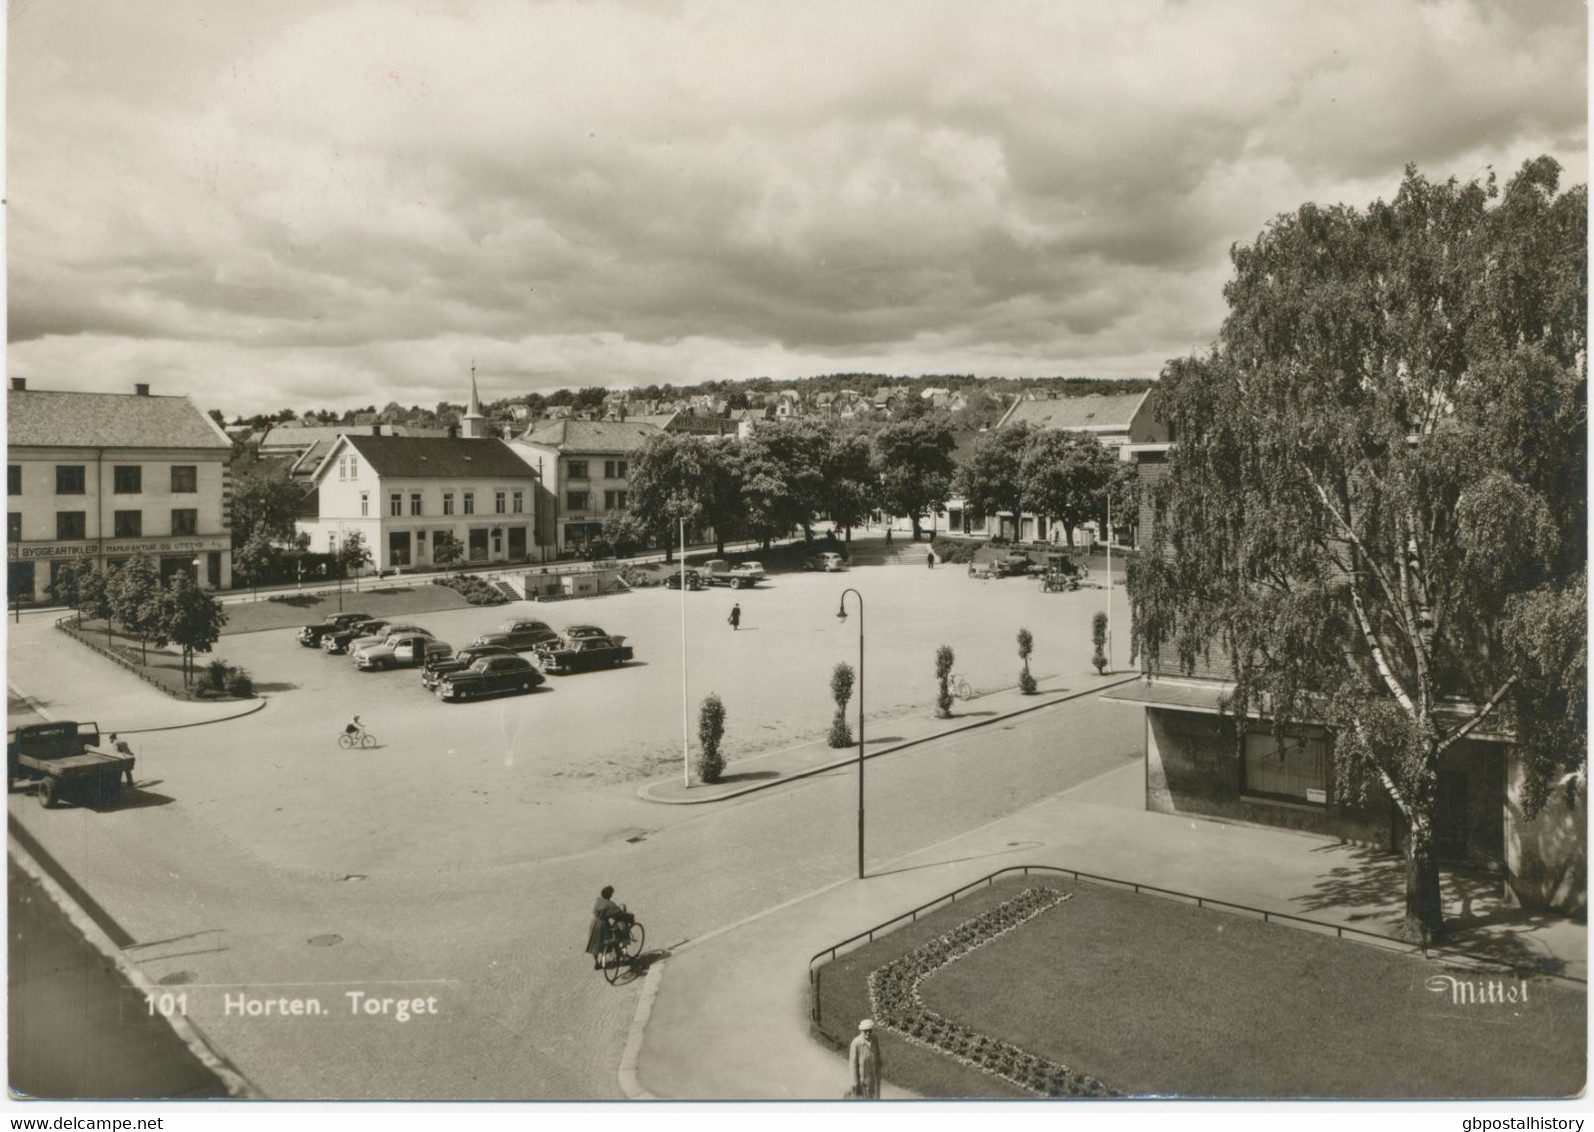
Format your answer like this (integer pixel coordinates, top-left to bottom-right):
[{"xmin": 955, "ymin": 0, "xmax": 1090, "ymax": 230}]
[{"xmin": 848, "ymin": 1018, "xmax": 883, "ymax": 1099}]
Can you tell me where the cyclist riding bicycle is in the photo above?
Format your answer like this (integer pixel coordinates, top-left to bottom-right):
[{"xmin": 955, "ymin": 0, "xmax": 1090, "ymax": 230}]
[{"xmin": 345, "ymin": 716, "xmax": 365, "ymax": 740}]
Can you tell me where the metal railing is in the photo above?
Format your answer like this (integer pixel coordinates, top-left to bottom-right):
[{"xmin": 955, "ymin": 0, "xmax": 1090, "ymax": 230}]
[{"xmin": 807, "ymin": 863, "xmax": 1583, "ymax": 1029}]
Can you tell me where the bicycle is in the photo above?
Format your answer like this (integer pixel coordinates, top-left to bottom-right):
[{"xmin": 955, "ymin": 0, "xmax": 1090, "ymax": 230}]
[
  {"xmin": 338, "ymin": 727, "xmax": 377, "ymax": 750},
  {"xmin": 947, "ymin": 672, "xmax": 974, "ymax": 701},
  {"xmin": 598, "ymin": 912, "xmax": 646, "ymax": 984}
]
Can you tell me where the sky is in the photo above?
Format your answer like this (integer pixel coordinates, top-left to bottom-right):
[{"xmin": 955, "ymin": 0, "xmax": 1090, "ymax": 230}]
[{"xmin": 6, "ymin": 0, "xmax": 1587, "ymax": 419}]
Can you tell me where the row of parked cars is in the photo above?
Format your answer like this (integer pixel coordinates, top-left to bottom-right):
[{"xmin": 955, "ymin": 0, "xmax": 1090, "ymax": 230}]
[{"xmin": 297, "ymin": 613, "xmax": 635, "ymax": 703}]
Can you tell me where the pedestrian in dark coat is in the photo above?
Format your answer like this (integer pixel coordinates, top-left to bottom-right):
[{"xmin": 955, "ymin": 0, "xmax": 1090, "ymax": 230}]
[
  {"xmin": 849, "ymin": 1019, "xmax": 883, "ymax": 1098},
  {"xmin": 585, "ymin": 885, "xmax": 623, "ymax": 969},
  {"xmin": 729, "ymin": 603, "xmax": 741, "ymax": 630},
  {"xmin": 926, "ymin": 550, "xmax": 935, "ymax": 569}
]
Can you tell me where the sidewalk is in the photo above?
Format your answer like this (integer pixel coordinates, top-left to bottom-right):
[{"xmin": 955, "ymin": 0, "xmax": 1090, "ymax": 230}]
[
  {"xmin": 639, "ymin": 672, "xmax": 1135, "ymax": 804},
  {"xmin": 630, "ymin": 691, "xmax": 1587, "ymax": 1100}
]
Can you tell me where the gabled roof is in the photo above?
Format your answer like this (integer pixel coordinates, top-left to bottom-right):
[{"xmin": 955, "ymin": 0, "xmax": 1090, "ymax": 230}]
[
  {"xmin": 995, "ymin": 391, "xmax": 1150, "ymax": 433},
  {"xmin": 320, "ymin": 435, "xmax": 540, "ymax": 481},
  {"xmin": 517, "ymin": 418, "xmax": 660, "ymax": 454},
  {"xmin": 7, "ymin": 389, "xmax": 232, "ymax": 449}
]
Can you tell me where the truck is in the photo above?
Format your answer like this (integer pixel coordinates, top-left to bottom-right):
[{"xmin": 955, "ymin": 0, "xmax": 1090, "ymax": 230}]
[
  {"xmin": 701, "ymin": 559, "xmax": 766, "ymax": 589},
  {"xmin": 7, "ymin": 720, "xmax": 135, "ymax": 809}
]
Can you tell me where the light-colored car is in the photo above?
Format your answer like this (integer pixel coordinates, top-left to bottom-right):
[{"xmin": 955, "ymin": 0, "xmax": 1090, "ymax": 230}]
[
  {"xmin": 346, "ymin": 623, "xmax": 432, "ymax": 657},
  {"xmin": 804, "ymin": 552, "xmax": 846, "ymax": 572},
  {"xmin": 703, "ymin": 559, "xmax": 766, "ymax": 588},
  {"xmin": 354, "ymin": 634, "xmax": 453, "ymax": 672}
]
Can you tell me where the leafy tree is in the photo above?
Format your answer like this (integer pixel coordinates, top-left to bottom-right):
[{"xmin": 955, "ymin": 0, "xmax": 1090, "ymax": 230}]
[
  {"xmin": 151, "ymin": 573, "xmax": 228, "ymax": 684},
  {"xmin": 46, "ymin": 562, "xmax": 89, "ymax": 624},
  {"xmin": 935, "ymin": 645, "xmax": 955, "ymax": 719},
  {"xmin": 335, "ymin": 531, "xmax": 373, "ymax": 588},
  {"xmin": 736, "ymin": 420, "xmax": 827, "ymax": 547},
  {"xmin": 1018, "ymin": 628, "xmax": 1037, "ymax": 694},
  {"xmin": 820, "ymin": 431, "xmax": 877, "ymax": 543},
  {"xmin": 601, "ymin": 512, "xmax": 649, "ymax": 558},
  {"xmin": 957, "ymin": 424, "xmax": 1033, "ymax": 541},
  {"xmin": 697, "ymin": 693, "xmax": 727, "ymax": 783},
  {"xmin": 873, "ymin": 419, "xmax": 956, "ymax": 541},
  {"xmin": 108, "ymin": 553, "xmax": 163, "ymax": 664},
  {"xmin": 1022, "ymin": 431, "xmax": 1114, "ymax": 548},
  {"xmin": 233, "ymin": 525, "xmax": 277, "ymax": 597},
  {"xmin": 431, "ymin": 530, "xmax": 465, "ymax": 572},
  {"xmin": 571, "ymin": 386, "xmax": 609, "ymax": 414},
  {"xmin": 231, "ymin": 467, "xmax": 304, "ymax": 550},
  {"xmin": 77, "ymin": 567, "xmax": 114, "ymax": 646},
  {"xmin": 629, "ymin": 433, "xmax": 740, "ymax": 559},
  {"xmin": 828, "ymin": 662, "xmax": 856, "ymax": 748},
  {"xmin": 1129, "ymin": 158, "xmax": 1587, "ymax": 941}
]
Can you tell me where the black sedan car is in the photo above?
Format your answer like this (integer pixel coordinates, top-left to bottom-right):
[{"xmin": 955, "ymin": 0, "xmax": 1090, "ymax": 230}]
[
  {"xmin": 421, "ymin": 644, "xmax": 517, "ymax": 691},
  {"xmin": 298, "ymin": 612, "xmax": 372, "ymax": 647},
  {"xmin": 434, "ymin": 655, "xmax": 545, "ymax": 702}
]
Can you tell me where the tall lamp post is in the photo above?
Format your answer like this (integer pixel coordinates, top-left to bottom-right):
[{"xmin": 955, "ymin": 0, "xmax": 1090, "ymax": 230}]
[{"xmin": 836, "ymin": 588, "xmax": 865, "ymax": 879}]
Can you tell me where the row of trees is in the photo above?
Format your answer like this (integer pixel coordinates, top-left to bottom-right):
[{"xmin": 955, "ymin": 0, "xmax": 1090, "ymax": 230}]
[
  {"xmin": 50, "ymin": 556, "xmax": 228, "ymax": 685},
  {"xmin": 622, "ymin": 415, "xmax": 1122, "ymax": 557}
]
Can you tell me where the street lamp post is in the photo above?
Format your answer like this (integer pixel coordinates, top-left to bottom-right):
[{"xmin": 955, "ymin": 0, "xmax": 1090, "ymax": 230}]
[{"xmin": 836, "ymin": 588, "xmax": 865, "ymax": 879}]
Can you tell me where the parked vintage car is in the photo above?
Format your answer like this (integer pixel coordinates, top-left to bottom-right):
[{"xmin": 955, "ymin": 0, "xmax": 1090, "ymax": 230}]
[
  {"xmin": 7, "ymin": 721, "xmax": 134, "ymax": 809},
  {"xmin": 802, "ymin": 552, "xmax": 847, "ymax": 572},
  {"xmin": 298, "ymin": 611, "xmax": 373, "ymax": 647},
  {"xmin": 434, "ymin": 655, "xmax": 545, "ymax": 702},
  {"xmin": 354, "ymin": 634, "xmax": 453, "ymax": 671},
  {"xmin": 322, "ymin": 618, "xmax": 398, "ymax": 654},
  {"xmin": 344, "ymin": 623, "xmax": 433, "ymax": 657},
  {"xmin": 554, "ymin": 625, "xmax": 623, "ymax": 648},
  {"xmin": 421, "ymin": 644, "xmax": 517, "ymax": 690},
  {"xmin": 539, "ymin": 635, "xmax": 635, "ymax": 675},
  {"xmin": 471, "ymin": 618, "xmax": 561, "ymax": 652},
  {"xmin": 702, "ymin": 559, "xmax": 765, "ymax": 588},
  {"xmin": 664, "ymin": 568, "xmax": 706, "ymax": 591}
]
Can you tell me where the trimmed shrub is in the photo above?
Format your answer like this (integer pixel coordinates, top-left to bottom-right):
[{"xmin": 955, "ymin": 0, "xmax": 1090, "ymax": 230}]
[
  {"xmin": 1017, "ymin": 628, "xmax": 1037, "ymax": 694},
  {"xmin": 935, "ymin": 645, "xmax": 954, "ymax": 718},
  {"xmin": 224, "ymin": 667, "xmax": 254, "ymax": 697},
  {"xmin": 697, "ymin": 693, "xmax": 727, "ymax": 783},
  {"xmin": 930, "ymin": 536, "xmax": 979, "ymax": 565},
  {"xmin": 1091, "ymin": 611, "xmax": 1109, "ymax": 674},
  {"xmin": 433, "ymin": 575, "xmax": 509, "ymax": 605},
  {"xmin": 828, "ymin": 662, "xmax": 855, "ymax": 748}
]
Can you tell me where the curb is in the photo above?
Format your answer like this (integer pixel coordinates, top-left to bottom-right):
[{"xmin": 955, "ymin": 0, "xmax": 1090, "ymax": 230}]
[
  {"xmin": 8, "ymin": 831, "xmax": 261, "ymax": 1099},
  {"xmin": 6, "ymin": 683, "xmax": 270, "ymax": 735},
  {"xmin": 617, "ymin": 962, "xmax": 665, "ymax": 1100},
  {"xmin": 637, "ymin": 675, "xmax": 1140, "ymax": 805}
]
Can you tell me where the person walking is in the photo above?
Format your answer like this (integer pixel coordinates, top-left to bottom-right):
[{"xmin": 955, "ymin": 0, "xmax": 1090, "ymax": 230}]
[
  {"xmin": 728, "ymin": 603, "xmax": 742, "ymax": 631},
  {"xmin": 585, "ymin": 885, "xmax": 625, "ymax": 970},
  {"xmin": 848, "ymin": 1019, "xmax": 883, "ymax": 1098},
  {"xmin": 885, "ymin": 526, "xmax": 893, "ymax": 546},
  {"xmin": 926, "ymin": 549, "xmax": 935, "ymax": 569}
]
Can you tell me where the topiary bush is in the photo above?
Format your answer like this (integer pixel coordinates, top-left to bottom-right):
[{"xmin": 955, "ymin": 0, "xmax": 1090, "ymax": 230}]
[
  {"xmin": 697, "ymin": 693, "xmax": 727, "ymax": 783},
  {"xmin": 1091, "ymin": 611, "xmax": 1109, "ymax": 674},
  {"xmin": 828, "ymin": 662, "xmax": 855, "ymax": 748},
  {"xmin": 1017, "ymin": 627, "xmax": 1037, "ymax": 694},
  {"xmin": 935, "ymin": 645, "xmax": 955, "ymax": 718}
]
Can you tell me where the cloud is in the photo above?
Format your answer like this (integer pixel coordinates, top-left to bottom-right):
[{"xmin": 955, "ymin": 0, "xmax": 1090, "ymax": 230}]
[{"xmin": 7, "ymin": 0, "xmax": 1586, "ymax": 416}]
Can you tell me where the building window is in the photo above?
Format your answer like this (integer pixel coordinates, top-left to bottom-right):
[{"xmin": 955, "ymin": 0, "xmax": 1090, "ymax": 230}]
[
  {"xmin": 443, "ymin": 492, "xmax": 455, "ymax": 516},
  {"xmin": 360, "ymin": 492, "xmax": 370, "ymax": 517},
  {"xmin": 566, "ymin": 490, "xmax": 589, "ymax": 512},
  {"xmin": 349, "ymin": 457, "xmax": 359, "ymax": 479},
  {"xmin": 492, "ymin": 527, "xmax": 503, "ymax": 555},
  {"xmin": 171, "ymin": 509, "xmax": 199, "ymax": 536},
  {"xmin": 171, "ymin": 466, "xmax": 198, "ymax": 493},
  {"xmin": 567, "ymin": 460, "xmax": 588, "ymax": 479},
  {"xmin": 55, "ymin": 466, "xmax": 86, "ymax": 495},
  {"xmin": 8, "ymin": 513, "xmax": 20, "ymax": 542},
  {"xmin": 511, "ymin": 490, "xmax": 524, "ymax": 514},
  {"xmin": 56, "ymin": 512, "xmax": 87, "ymax": 540},
  {"xmin": 605, "ymin": 459, "xmax": 628, "ymax": 479},
  {"xmin": 495, "ymin": 491, "xmax": 506, "ymax": 514},
  {"xmin": 1242, "ymin": 730, "xmax": 1328, "ymax": 805},
  {"xmin": 114, "ymin": 510, "xmax": 143, "ymax": 538},
  {"xmin": 390, "ymin": 492, "xmax": 403, "ymax": 517},
  {"xmin": 8, "ymin": 466, "xmax": 20, "ymax": 496},
  {"xmin": 338, "ymin": 456, "xmax": 349, "ymax": 481},
  {"xmin": 410, "ymin": 492, "xmax": 422, "ymax": 516},
  {"xmin": 113, "ymin": 466, "xmax": 142, "ymax": 493},
  {"xmin": 389, "ymin": 531, "xmax": 412, "ymax": 567},
  {"xmin": 604, "ymin": 490, "xmax": 628, "ymax": 510},
  {"xmin": 463, "ymin": 491, "xmax": 475, "ymax": 515}
]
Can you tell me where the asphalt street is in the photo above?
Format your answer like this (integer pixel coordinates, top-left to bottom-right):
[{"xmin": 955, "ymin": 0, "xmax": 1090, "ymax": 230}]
[{"xmin": 7, "ymin": 542, "xmax": 1141, "ymax": 1099}]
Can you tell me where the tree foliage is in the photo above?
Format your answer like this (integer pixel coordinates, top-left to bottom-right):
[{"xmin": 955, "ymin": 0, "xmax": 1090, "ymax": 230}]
[
  {"xmin": 1129, "ymin": 158, "xmax": 1587, "ymax": 939},
  {"xmin": 697, "ymin": 692, "xmax": 727, "ymax": 783},
  {"xmin": 231, "ymin": 467, "xmax": 304, "ymax": 549},
  {"xmin": 108, "ymin": 553, "xmax": 164, "ymax": 664},
  {"xmin": 629, "ymin": 433, "xmax": 740, "ymax": 559},
  {"xmin": 935, "ymin": 644, "xmax": 955, "ymax": 719},
  {"xmin": 873, "ymin": 419, "xmax": 956, "ymax": 540},
  {"xmin": 957, "ymin": 424, "xmax": 1033, "ymax": 539},
  {"xmin": 828, "ymin": 661, "xmax": 856, "ymax": 747},
  {"xmin": 150, "ymin": 573, "xmax": 228, "ymax": 684},
  {"xmin": 432, "ymin": 530, "xmax": 465, "ymax": 571}
]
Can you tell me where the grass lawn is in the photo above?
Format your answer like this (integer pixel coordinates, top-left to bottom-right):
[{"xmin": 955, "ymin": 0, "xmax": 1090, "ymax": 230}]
[
  {"xmin": 217, "ymin": 584, "xmax": 476, "ymax": 635},
  {"xmin": 815, "ymin": 877, "xmax": 1585, "ymax": 1099}
]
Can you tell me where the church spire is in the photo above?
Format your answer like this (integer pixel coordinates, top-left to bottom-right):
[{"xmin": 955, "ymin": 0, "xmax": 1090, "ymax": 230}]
[{"xmin": 463, "ymin": 361, "xmax": 490, "ymax": 438}]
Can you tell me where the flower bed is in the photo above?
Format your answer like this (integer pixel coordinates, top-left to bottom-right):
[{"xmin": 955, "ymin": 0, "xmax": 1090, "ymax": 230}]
[
  {"xmin": 867, "ymin": 887, "xmax": 1116, "ymax": 1098},
  {"xmin": 55, "ymin": 619, "xmax": 253, "ymax": 702}
]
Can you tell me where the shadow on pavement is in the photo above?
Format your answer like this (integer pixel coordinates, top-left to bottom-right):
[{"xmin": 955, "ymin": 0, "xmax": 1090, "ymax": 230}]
[
  {"xmin": 718, "ymin": 770, "xmax": 780, "ymax": 784},
  {"xmin": 252, "ymin": 682, "xmax": 300, "ymax": 693}
]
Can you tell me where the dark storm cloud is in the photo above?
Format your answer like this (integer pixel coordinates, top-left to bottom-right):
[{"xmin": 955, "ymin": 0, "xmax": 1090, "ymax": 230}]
[{"xmin": 7, "ymin": 0, "xmax": 1585, "ymax": 415}]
